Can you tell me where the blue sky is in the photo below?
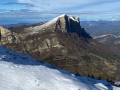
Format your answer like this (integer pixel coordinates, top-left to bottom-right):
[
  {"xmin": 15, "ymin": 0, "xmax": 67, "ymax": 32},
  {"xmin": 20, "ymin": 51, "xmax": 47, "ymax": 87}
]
[{"xmin": 0, "ymin": 0, "xmax": 120, "ymax": 24}]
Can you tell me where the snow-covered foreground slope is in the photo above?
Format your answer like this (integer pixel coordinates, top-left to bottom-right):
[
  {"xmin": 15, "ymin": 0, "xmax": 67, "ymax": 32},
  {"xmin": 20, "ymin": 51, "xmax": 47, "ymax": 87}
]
[{"xmin": 0, "ymin": 46, "xmax": 120, "ymax": 90}]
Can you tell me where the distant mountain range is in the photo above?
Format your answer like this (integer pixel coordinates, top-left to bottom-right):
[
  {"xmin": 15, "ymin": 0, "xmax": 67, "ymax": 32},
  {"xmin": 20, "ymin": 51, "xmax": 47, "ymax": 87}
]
[
  {"xmin": 81, "ymin": 21, "xmax": 120, "ymax": 37},
  {"xmin": 2, "ymin": 23, "xmax": 32, "ymax": 28},
  {"xmin": 3, "ymin": 20, "xmax": 120, "ymax": 37},
  {"xmin": 93, "ymin": 34, "xmax": 120, "ymax": 46}
]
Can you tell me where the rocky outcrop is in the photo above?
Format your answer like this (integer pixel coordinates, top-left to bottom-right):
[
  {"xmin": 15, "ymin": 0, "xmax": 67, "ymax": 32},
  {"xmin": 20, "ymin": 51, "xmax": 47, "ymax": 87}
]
[
  {"xmin": 0, "ymin": 26, "xmax": 19, "ymax": 44},
  {"xmin": 55, "ymin": 15, "xmax": 91, "ymax": 38}
]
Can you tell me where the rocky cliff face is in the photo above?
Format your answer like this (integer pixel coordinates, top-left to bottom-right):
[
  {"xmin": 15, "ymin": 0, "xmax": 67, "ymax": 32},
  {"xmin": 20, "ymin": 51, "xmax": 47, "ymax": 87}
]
[
  {"xmin": 0, "ymin": 26, "xmax": 21, "ymax": 45},
  {"xmin": 1, "ymin": 14, "xmax": 120, "ymax": 82},
  {"xmin": 55, "ymin": 15, "xmax": 91, "ymax": 38}
]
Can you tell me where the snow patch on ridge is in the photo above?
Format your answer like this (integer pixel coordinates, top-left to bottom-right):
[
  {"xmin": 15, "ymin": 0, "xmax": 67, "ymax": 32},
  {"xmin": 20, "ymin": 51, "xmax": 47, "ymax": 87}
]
[
  {"xmin": 28, "ymin": 14, "xmax": 66, "ymax": 32},
  {"xmin": 93, "ymin": 34, "xmax": 118, "ymax": 39},
  {"xmin": 70, "ymin": 16, "xmax": 77, "ymax": 21}
]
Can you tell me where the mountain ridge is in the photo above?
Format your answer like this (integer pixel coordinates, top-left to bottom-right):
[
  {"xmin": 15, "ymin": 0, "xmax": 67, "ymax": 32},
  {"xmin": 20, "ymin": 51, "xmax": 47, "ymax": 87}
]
[{"xmin": 1, "ymin": 14, "xmax": 120, "ymax": 82}]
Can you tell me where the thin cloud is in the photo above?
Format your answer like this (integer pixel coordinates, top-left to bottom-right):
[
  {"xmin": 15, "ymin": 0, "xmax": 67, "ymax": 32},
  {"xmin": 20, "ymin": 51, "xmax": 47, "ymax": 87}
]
[
  {"xmin": 0, "ymin": 9, "xmax": 45, "ymax": 19},
  {"xmin": 0, "ymin": 0, "xmax": 120, "ymax": 23},
  {"xmin": 18, "ymin": 0, "xmax": 120, "ymax": 11},
  {"xmin": 3, "ymin": 2, "xmax": 35, "ymax": 7},
  {"xmin": 0, "ymin": 9, "xmax": 8, "ymax": 12}
]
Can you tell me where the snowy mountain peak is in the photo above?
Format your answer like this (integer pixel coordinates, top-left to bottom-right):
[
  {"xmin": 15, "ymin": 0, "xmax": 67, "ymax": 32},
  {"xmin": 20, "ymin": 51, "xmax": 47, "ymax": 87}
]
[
  {"xmin": 57, "ymin": 13, "xmax": 67, "ymax": 17},
  {"xmin": 26, "ymin": 14, "xmax": 80, "ymax": 33}
]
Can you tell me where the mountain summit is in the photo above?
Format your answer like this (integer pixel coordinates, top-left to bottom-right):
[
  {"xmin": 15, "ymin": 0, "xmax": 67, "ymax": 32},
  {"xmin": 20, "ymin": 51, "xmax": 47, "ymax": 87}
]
[
  {"xmin": 22, "ymin": 14, "xmax": 91, "ymax": 38},
  {"xmin": 1, "ymin": 15, "xmax": 120, "ymax": 82}
]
